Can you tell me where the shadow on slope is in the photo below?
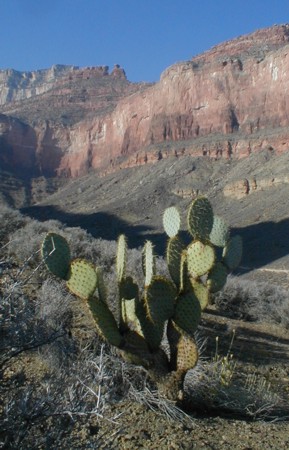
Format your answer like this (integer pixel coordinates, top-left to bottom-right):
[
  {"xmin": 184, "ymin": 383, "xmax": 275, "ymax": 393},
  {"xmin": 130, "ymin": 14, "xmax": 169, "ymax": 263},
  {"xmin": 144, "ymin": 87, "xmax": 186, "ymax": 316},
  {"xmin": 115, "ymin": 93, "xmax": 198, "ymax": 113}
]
[
  {"xmin": 20, "ymin": 204, "xmax": 159, "ymax": 249},
  {"xmin": 234, "ymin": 217, "xmax": 289, "ymax": 271},
  {"xmin": 21, "ymin": 205, "xmax": 289, "ymax": 269}
]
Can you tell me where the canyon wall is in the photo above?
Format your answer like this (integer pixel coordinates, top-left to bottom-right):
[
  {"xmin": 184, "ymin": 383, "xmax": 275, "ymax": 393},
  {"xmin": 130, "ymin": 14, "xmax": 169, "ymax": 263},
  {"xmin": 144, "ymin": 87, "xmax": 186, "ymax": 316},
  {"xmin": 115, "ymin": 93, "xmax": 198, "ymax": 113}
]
[{"xmin": 1, "ymin": 25, "xmax": 289, "ymax": 177}]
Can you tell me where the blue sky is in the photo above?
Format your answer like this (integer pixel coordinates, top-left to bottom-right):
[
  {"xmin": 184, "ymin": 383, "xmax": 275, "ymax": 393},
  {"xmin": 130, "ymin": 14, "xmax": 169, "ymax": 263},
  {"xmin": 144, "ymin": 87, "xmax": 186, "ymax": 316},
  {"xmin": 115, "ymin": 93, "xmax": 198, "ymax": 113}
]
[{"xmin": 1, "ymin": 0, "xmax": 289, "ymax": 82}]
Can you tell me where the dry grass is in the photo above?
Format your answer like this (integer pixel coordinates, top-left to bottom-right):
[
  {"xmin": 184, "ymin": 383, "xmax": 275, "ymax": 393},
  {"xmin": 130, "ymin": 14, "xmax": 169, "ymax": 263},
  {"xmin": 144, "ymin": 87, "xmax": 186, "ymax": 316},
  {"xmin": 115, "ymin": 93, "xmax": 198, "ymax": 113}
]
[{"xmin": 214, "ymin": 275, "xmax": 289, "ymax": 328}]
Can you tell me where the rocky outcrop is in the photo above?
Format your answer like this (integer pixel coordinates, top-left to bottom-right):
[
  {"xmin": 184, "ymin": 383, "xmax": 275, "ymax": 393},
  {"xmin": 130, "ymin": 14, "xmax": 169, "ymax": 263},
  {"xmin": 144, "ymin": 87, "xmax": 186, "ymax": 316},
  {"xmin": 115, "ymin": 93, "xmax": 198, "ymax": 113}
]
[
  {"xmin": 1, "ymin": 25, "xmax": 289, "ymax": 177},
  {"xmin": 223, "ymin": 175, "xmax": 289, "ymax": 199},
  {"xmin": 0, "ymin": 64, "xmax": 127, "ymax": 106}
]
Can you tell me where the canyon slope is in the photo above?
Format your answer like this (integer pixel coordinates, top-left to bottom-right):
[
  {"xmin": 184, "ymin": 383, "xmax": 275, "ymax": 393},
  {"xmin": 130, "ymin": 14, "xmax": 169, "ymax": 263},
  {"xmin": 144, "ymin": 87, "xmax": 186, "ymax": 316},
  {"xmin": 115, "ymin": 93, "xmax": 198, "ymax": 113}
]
[
  {"xmin": 2, "ymin": 24, "xmax": 289, "ymax": 281},
  {"xmin": 1, "ymin": 24, "xmax": 289, "ymax": 181}
]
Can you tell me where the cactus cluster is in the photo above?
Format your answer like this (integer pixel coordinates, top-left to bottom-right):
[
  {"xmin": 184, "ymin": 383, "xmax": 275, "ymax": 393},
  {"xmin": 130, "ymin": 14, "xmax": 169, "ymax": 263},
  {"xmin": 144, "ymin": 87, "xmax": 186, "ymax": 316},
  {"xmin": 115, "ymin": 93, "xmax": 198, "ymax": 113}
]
[{"xmin": 41, "ymin": 197, "xmax": 242, "ymax": 402}]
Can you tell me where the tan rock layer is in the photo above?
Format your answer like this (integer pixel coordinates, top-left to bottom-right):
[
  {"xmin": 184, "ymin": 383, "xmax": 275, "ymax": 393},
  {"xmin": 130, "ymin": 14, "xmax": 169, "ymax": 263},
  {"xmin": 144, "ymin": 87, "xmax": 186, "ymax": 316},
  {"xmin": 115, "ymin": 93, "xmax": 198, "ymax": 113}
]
[{"xmin": 223, "ymin": 175, "xmax": 289, "ymax": 199}]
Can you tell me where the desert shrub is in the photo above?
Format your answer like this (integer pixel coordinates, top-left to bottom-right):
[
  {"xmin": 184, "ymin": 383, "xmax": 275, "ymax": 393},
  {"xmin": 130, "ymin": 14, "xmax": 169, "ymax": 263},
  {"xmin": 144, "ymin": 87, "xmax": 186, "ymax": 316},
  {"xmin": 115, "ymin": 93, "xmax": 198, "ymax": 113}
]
[
  {"xmin": 214, "ymin": 275, "xmax": 289, "ymax": 328},
  {"xmin": 0, "ymin": 276, "xmax": 74, "ymax": 376},
  {"xmin": 1, "ymin": 344, "xmax": 121, "ymax": 449},
  {"xmin": 7, "ymin": 218, "xmax": 65, "ymax": 265},
  {"xmin": 0, "ymin": 205, "xmax": 27, "ymax": 242}
]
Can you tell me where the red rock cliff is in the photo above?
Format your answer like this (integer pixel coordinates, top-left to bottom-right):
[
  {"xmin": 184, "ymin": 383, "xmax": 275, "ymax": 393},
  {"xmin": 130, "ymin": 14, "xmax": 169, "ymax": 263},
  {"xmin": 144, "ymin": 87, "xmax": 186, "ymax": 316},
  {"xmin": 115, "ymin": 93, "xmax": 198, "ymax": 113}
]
[{"xmin": 1, "ymin": 25, "xmax": 289, "ymax": 177}]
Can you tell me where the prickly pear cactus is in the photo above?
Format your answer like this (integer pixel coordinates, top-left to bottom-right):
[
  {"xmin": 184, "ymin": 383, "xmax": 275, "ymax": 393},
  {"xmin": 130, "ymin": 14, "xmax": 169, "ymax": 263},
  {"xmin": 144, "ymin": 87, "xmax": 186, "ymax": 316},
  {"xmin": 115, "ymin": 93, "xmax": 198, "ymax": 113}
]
[
  {"xmin": 41, "ymin": 232, "xmax": 71, "ymax": 280},
  {"xmin": 116, "ymin": 234, "xmax": 127, "ymax": 282},
  {"xmin": 66, "ymin": 259, "xmax": 97, "ymax": 300},
  {"xmin": 144, "ymin": 276, "xmax": 176, "ymax": 324},
  {"xmin": 186, "ymin": 241, "xmax": 215, "ymax": 277},
  {"xmin": 163, "ymin": 206, "xmax": 181, "ymax": 238},
  {"xmin": 142, "ymin": 240, "xmax": 155, "ymax": 287},
  {"xmin": 41, "ymin": 195, "xmax": 242, "ymax": 406},
  {"xmin": 187, "ymin": 196, "xmax": 214, "ymax": 240}
]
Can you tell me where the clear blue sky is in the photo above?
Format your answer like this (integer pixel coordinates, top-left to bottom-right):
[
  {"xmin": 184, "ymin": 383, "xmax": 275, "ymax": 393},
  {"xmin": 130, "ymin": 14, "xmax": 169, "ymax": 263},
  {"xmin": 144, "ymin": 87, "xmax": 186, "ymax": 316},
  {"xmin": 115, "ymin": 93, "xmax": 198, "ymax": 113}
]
[{"xmin": 1, "ymin": 0, "xmax": 289, "ymax": 82}]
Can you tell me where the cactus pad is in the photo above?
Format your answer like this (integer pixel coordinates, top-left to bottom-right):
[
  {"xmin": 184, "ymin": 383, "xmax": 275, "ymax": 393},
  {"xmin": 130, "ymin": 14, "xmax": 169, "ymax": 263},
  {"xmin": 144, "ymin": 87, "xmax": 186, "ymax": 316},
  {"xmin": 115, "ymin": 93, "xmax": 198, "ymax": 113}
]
[
  {"xmin": 187, "ymin": 197, "xmax": 214, "ymax": 240},
  {"xmin": 88, "ymin": 296, "xmax": 123, "ymax": 347},
  {"xmin": 142, "ymin": 240, "xmax": 155, "ymax": 287},
  {"xmin": 190, "ymin": 279, "xmax": 209, "ymax": 310},
  {"xmin": 207, "ymin": 262, "xmax": 228, "ymax": 293},
  {"xmin": 119, "ymin": 275, "xmax": 139, "ymax": 299},
  {"xmin": 174, "ymin": 291, "xmax": 202, "ymax": 335},
  {"xmin": 66, "ymin": 259, "xmax": 97, "ymax": 300},
  {"xmin": 210, "ymin": 215, "xmax": 230, "ymax": 247},
  {"xmin": 121, "ymin": 297, "xmax": 141, "ymax": 333},
  {"xmin": 187, "ymin": 241, "xmax": 215, "ymax": 277},
  {"xmin": 163, "ymin": 206, "xmax": 181, "ymax": 238},
  {"xmin": 95, "ymin": 267, "xmax": 107, "ymax": 304},
  {"xmin": 223, "ymin": 235, "xmax": 243, "ymax": 270},
  {"xmin": 176, "ymin": 330, "xmax": 199, "ymax": 372},
  {"xmin": 144, "ymin": 276, "xmax": 176, "ymax": 324},
  {"xmin": 116, "ymin": 234, "xmax": 127, "ymax": 282},
  {"xmin": 166, "ymin": 236, "xmax": 186, "ymax": 288},
  {"xmin": 120, "ymin": 276, "xmax": 140, "ymax": 331},
  {"xmin": 136, "ymin": 299, "xmax": 165, "ymax": 350},
  {"xmin": 41, "ymin": 232, "xmax": 71, "ymax": 280}
]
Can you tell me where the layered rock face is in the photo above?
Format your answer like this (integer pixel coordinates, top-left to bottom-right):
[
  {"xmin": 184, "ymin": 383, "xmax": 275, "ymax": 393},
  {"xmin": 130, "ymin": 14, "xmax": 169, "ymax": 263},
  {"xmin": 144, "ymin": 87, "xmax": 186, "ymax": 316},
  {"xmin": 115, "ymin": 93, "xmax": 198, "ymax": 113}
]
[{"xmin": 1, "ymin": 25, "xmax": 289, "ymax": 177}]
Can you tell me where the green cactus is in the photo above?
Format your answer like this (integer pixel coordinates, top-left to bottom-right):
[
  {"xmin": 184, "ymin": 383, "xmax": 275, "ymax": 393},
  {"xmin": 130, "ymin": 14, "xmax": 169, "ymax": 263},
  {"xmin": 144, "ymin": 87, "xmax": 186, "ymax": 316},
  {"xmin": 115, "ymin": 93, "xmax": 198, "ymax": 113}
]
[
  {"xmin": 174, "ymin": 290, "xmax": 202, "ymax": 335},
  {"xmin": 166, "ymin": 236, "xmax": 186, "ymax": 289},
  {"xmin": 207, "ymin": 262, "xmax": 228, "ymax": 293},
  {"xmin": 116, "ymin": 234, "xmax": 127, "ymax": 282},
  {"xmin": 163, "ymin": 206, "xmax": 181, "ymax": 238},
  {"xmin": 136, "ymin": 299, "xmax": 165, "ymax": 351},
  {"xmin": 210, "ymin": 215, "xmax": 230, "ymax": 247},
  {"xmin": 119, "ymin": 275, "xmax": 139, "ymax": 332},
  {"xmin": 190, "ymin": 279, "xmax": 209, "ymax": 310},
  {"xmin": 142, "ymin": 240, "xmax": 155, "ymax": 287},
  {"xmin": 187, "ymin": 196, "xmax": 214, "ymax": 240},
  {"xmin": 144, "ymin": 276, "xmax": 176, "ymax": 325},
  {"xmin": 41, "ymin": 195, "xmax": 242, "ymax": 406},
  {"xmin": 223, "ymin": 235, "xmax": 243, "ymax": 270},
  {"xmin": 41, "ymin": 232, "xmax": 71, "ymax": 280},
  {"xmin": 66, "ymin": 259, "xmax": 98, "ymax": 300},
  {"xmin": 95, "ymin": 267, "xmax": 107, "ymax": 304},
  {"xmin": 186, "ymin": 241, "xmax": 215, "ymax": 277},
  {"xmin": 88, "ymin": 295, "xmax": 123, "ymax": 347}
]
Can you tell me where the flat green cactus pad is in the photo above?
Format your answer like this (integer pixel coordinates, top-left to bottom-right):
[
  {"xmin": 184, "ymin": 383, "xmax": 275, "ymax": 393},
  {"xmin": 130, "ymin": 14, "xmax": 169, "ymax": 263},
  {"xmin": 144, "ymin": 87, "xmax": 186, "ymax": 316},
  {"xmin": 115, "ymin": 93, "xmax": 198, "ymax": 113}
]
[
  {"xmin": 210, "ymin": 215, "xmax": 230, "ymax": 247},
  {"xmin": 136, "ymin": 299, "xmax": 165, "ymax": 351},
  {"xmin": 95, "ymin": 267, "xmax": 107, "ymax": 304},
  {"xmin": 187, "ymin": 241, "xmax": 215, "ymax": 277},
  {"xmin": 174, "ymin": 291, "xmax": 202, "ymax": 335},
  {"xmin": 163, "ymin": 206, "xmax": 181, "ymax": 238},
  {"xmin": 207, "ymin": 262, "xmax": 228, "ymax": 293},
  {"xmin": 66, "ymin": 259, "xmax": 97, "ymax": 300},
  {"xmin": 144, "ymin": 276, "xmax": 176, "ymax": 324},
  {"xmin": 187, "ymin": 197, "xmax": 214, "ymax": 240},
  {"xmin": 166, "ymin": 236, "xmax": 186, "ymax": 288},
  {"xmin": 120, "ymin": 276, "xmax": 140, "ymax": 331},
  {"xmin": 223, "ymin": 235, "xmax": 243, "ymax": 270},
  {"xmin": 121, "ymin": 330, "xmax": 153, "ymax": 367},
  {"xmin": 190, "ymin": 279, "xmax": 209, "ymax": 310},
  {"xmin": 88, "ymin": 296, "xmax": 123, "ymax": 347},
  {"xmin": 176, "ymin": 329, "xmax": 199, "ymax": 372},
  {"xmin": 121, "ymin": 297, "xmax": 141, "ymax": 332},
  {"xmin": 119, "ymin": 276, "xmax": 139, "ymax": 302},
  {"xmin": 116, "ymin": 234, "xmax": 127, "ymax": 282},
  {"xmin": 142, "ymin": 240, "xmax": 155, "ymax": 287},
  {"xmin": 180, "ymin": 251, "xmax": 190, "ymax": 293},
  {"xmin": 41, "ymin": 232, "xmax": 71, "ymax": 280}
]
